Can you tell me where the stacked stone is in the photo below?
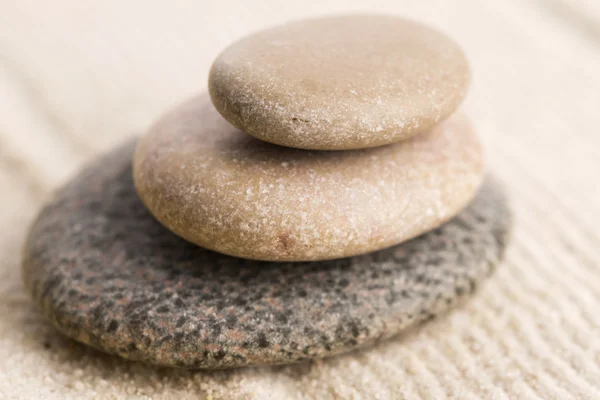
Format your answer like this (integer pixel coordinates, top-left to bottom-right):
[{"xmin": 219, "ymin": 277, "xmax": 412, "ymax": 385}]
[{"xmin": 22, "ymin": 15, "xmax": 512, "ymax": 369}]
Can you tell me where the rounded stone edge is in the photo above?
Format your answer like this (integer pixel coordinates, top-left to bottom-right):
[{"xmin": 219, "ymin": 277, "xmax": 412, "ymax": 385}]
[
  {"xmin": 21, "ymin": 177, "xmax": 513, "ymax": 369},
  {"xmin": 208, "ymin": 69, "xmax": 470, "ymax": 152}
]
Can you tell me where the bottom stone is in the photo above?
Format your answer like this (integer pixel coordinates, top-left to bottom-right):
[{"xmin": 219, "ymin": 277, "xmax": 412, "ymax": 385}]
[{"xmin": 22, "ymin": 140, "xmax": 512, "ymax": 369}]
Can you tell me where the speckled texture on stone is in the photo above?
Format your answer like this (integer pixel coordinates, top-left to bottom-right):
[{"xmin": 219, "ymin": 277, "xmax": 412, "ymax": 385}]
[
  {"xmin": 134, "ymin": 94, "xmax": 484, "ymax": 262},
  {"xmin": 208, "ymin": 14, "xmax": 470, "ymax": 150},
  {"xmin": 22, "ymin": 140, "xmax": 511, "ymax": 369}
]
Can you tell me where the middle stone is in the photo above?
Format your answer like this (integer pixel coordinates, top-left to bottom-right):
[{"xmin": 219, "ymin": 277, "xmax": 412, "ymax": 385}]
[{"xmin": 133, "ymin": 94, "xmax": 483, "ymax": 261}]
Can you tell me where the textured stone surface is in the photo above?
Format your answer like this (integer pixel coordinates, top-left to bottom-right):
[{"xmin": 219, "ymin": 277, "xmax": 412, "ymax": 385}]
[
  {"xmin": 209, "ymin": 14, "xmax": 470, "ymax": 150},
  {"xmin": 134, "ymin": 94, "xmax": 484, "ymax": 261},
  {"xmin": 22, "ymin": 140, "xmax": 511, "ymax": 369}
]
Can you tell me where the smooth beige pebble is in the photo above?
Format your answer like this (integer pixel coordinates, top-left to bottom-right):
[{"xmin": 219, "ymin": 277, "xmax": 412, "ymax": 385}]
[
  {"xmin": 133, "ymin": 94, "xmax": 484, "ymax": 261},
  {"xmin": 209, "ymin": 14, "xmax": 470, "ymax": 150}
]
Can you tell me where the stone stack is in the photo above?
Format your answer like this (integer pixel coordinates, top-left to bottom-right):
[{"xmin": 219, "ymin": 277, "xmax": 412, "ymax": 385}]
[{"xmin": 22, "ymin": 15, "xmax": 512, "ymax": 369}]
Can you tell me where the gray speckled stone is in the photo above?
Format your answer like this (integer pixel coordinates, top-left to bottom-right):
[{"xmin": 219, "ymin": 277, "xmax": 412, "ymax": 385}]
[{"xmin": 22, "ymin": 140, "xmax": 512, "ymax": 369}]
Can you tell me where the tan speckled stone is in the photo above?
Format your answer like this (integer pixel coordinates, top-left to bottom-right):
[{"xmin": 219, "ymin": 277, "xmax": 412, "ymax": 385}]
[
  {"xmin": 208, "ymin": 14, "xmax": 470, "ymax": 150},
  {"xmin": 133, "ymin": 94, "xmax": 484, "ymax": 261}
]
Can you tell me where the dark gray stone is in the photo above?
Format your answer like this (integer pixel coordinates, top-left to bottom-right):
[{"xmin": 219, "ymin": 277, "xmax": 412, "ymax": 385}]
[{"xmin": 22, "ymin": 140, "xmax": 512, "ymax": 369}]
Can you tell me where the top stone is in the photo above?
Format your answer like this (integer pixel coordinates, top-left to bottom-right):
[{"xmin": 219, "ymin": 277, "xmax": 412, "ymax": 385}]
[{"xmin": 209, "ymin": 14, "xmax": 470, "ymax": 150}]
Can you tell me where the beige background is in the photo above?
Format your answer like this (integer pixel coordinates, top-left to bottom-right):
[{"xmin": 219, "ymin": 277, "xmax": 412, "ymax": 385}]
[{"xmin": 1, "ymin": 0, "xmax": 600, "ymax": 399}]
